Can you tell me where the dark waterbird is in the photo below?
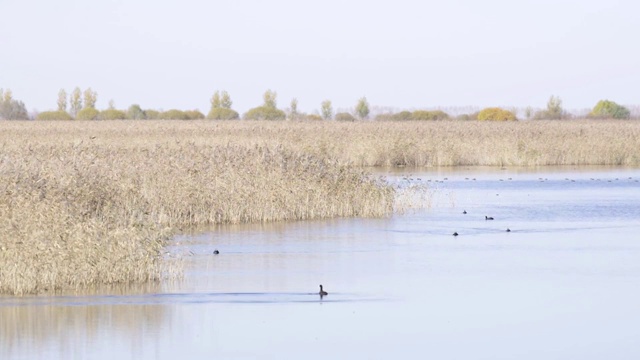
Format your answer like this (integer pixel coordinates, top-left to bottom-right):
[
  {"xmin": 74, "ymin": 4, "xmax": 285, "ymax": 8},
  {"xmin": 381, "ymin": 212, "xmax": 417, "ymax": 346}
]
[
  {"xmin": 213, "ymin": 250, "xmax": 220, "ymax": 255},
  {"xmin": 485, "ymin": 216, "xmax": 494, "ymax": 220},
  {"xmin": 319, "ymin": 285, "xmax": 328, "ymax": 296},
  {"xmin": 453, "ymin": 232, "xmax": 459, "ymax": 236},
  {"xmin": 506, "ymin": 228, "xmax": 511, "ymax": 232},
  {"xmin": 462, "ymin": 210, "xmax": 467, "ymax": 214}
]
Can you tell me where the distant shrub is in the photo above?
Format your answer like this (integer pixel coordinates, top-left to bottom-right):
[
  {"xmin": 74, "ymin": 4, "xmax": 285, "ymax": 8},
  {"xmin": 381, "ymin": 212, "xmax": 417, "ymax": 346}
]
[
  {"xmin": 159, "ymin": 109, "xmax": 189, "ymax": 120},
  {"xmin": 393, "ymin": 111, "xmax": 413, "ymax": 120},
  {"xmin": 374, "ymin": 113, "xmax": 394, "ymax": 121},
  {"xmin": 75, "ymin": 107, "xmax": 100, "ymax": 120},
  {"xmin": 144, "ymin": 109, "xmax": 160, "ymax": 119},
  {"xmin": 303, "ymin": 114, "xmax": 323, "ymax": 121},
  {"xmin": 477, "ymin": 107, "xmax": 517, "ymax": 121},
  {"xmin": 411, "ymin": 110, "xmax": 449, "ymax": 120},
  {"xmin": 185, "ymin": 110, "xmax": 205, "ymax": 120},
  {"xmin": 207, "ymin": 108, "xmax": 239, "ymax": 120},
  {"xmin": 534, "ymin": 95, "xmax": 565, "ymax": 120},
  {"xmin": 243, "ymin": 106, "xmax": 286, "ymax": 120},
  {"xmin": 589, "ymin": 100, "xmax": 630, "ymax": 119},
  {"xmin": 36, "ymin": 110, "xmax": 73, "ymax": 121},
  {"xmin": 335, "ymin": 112, "xmax": 356, "ymax": 121},
  {"xmin": 98, "ymin": 109, "xmax": 126, "ymax": 120},
  {"xmin": 127, "ymin": 104, "xmax": 146, "ymax": 120}
]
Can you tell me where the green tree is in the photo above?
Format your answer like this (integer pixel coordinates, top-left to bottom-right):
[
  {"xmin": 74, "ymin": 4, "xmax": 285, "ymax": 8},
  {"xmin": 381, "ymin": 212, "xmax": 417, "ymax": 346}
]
[
  {"xmin": 208, "ymin": 90, "xmax": 239, "ymax": 119},
  {"xmin": 410, "ymin": 110, "xmax": 449, "ymax": 120},
  {"xmin": 355, "ymin": 97, "xmax": 370, "ymax": 120},
  {"xmin": 533, "ymin": 96, "xmax": 566, "ymax": 119},
  {"xmin": 76, "ymin": 107, "xmax": 99, "ymax": 120},
  {"xmin": 145, "ymin": 109, "xmax": 160, "ymax": 119},
  {"xmin": 263, "ymin": 89, "xmax": 277, "ymax": 108},
  {"xmin": 210, "ymin": 91, "xmax": 222, "ymax": 109},
  {"xmin": 57, "ymin": 89, "xmax": 67, "ymax": 112},
  {"xmin": 70, "ymin": 87, "xmax": 82, "ymax": 116},
  {"xmin": 36, "ymin": 111, "xmax": 73, "ymax": 121},
  {"xmin": 220, "ymin": 91, "xmax": 232, "ymax": 109},
  {"xmin": 98, "ymin": 109, "xmax": 126, "ymax": 120},
  {"xmin": 207, "ymin": 108, "xmax": 239, "ymax": 120},
  {"xmin": 589, "ymin": 100, "xmax": 630, "ymax": 119},
  {"xmin": 127, "ymin": 104, "xmax": 145, "ymax": 119},
  {"xmin": 321, "ymin": 100, "xmax": 333, "ymax": 120},
  {"xmin": 546, "ymin": 95, "xmax": 563, "ymax": 119},
  {"xmin": 2, "ymin": 89, "xmax": 12, "ymax": 102},
  {"xmin": 185, "ymin": 110, "xmax": 205, "ymax": 119},
  {"xmin": 0, "ymin": 89, "xmax": 29, "ymax": 120},
  {"xmin": 244, "ymin": 90, "xmax": 286, "ymax": 120},
  {"xmin": 159, "ymin": 109, "xmax": 189, "ymax": 120},
  {"xmin": 83, "ymin": 88, "xmax": 97, "ymax": 109}
]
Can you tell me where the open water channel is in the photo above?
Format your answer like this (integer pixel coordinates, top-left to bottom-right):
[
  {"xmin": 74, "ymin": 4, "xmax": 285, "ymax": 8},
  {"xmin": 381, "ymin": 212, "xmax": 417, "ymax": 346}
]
[{"xmin": 2, "ymin": 166, "xmax": 640, "ymax": 359}]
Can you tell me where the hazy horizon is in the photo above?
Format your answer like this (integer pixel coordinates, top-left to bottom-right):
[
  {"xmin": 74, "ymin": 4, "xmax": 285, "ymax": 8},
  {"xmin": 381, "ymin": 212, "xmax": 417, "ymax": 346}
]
[{"xmin": 1, "ymin": 0, "xmax": 639, "ymax": 115}]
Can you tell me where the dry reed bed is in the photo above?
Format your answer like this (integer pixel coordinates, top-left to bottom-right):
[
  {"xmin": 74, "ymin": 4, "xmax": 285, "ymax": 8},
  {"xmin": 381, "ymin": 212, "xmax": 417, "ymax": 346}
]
[
  {"xmin": 4, "ymin": 119, "xmax": 636, "ymax": 166},
  {"xmin": 0, "ymin": 123, "xmax": 393, "ymax": 295},
  {"xmin": 1, "ymin": 119, "xmax": 638, "ymax": 295}
]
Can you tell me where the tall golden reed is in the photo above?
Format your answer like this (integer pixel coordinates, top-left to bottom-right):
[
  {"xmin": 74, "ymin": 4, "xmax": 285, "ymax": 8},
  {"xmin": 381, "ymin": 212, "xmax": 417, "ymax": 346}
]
[
  {"xmin": 0, "ymin": 121, "xmax": 394, "ymax": 295},
  {"xmin": 1, "ymin": 119, "xmax": 638, "ymax": 294}
]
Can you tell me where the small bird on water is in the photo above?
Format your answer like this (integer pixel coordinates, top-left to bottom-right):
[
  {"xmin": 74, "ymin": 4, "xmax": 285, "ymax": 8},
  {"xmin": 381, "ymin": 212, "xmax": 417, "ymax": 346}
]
[
  {"xmin": 319, "ymin": 284, "xmax": 328, "ymax": 296},
  {"xmin": 506, "ymin": 228, "xmax": 511, "ymax": 232},
  {"xmin": 453, "ymin": 232, "xmax": 459, "ymax": 236},
  {"xmin": 213, "ymin": 250, "xmax": 220, "ymax": 255},
  {"xmin": 462, "ymin": 210, "xmax": 467, "ymax": 214},
  {"xmin": 485, "ymin": 216, "xmax": 494, "ymax": 220}
]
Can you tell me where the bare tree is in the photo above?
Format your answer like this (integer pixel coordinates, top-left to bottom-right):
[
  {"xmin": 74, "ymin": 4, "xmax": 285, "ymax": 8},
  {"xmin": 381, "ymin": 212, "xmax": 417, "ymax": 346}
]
[
  {"xmin": 289, "ymin": 98, "xmax": 299, "ymax": 120},
  {"xmin": 70, "ymin": 87, "xmax": 82, "ymax": 116},
  {"xmin": 57, "ymin": 89, "xmax": 67, "ymax": 112}
]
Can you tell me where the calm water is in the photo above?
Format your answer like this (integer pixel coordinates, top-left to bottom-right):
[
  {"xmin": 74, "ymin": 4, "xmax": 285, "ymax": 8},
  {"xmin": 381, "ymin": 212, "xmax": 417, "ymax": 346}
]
[{"xmin": 2, "ymin": 167, "xmax": 640, "ymax": 359}]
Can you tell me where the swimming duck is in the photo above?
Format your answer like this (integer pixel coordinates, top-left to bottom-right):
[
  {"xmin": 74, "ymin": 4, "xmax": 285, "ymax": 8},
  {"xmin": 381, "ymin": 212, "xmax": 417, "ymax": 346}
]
[
  {"xmin": 453, "ymin": 232, "xmax": 459, "ymax": 236},
  {"xmin": 319, "ymin": 285, "xmax": 328, "ymax": 296},
  {"xmin": 213, "ymin": 250, "xmax": 220, "ymax": 255},
  {"xmin": 506, "ymin": 228, "xmax": 511, "ymax": 232},
  {"xmin": 485, "ymin": 216, "xmax": 494, "ymax": 220},
  {"xmin": 462, "ymin": 210, "xmax": 467, "ymax": 214}
]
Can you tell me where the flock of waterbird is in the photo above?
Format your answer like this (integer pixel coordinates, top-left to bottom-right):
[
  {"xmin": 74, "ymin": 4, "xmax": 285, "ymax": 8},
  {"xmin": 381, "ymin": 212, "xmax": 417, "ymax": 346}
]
[
  {"xmin": 208, "ymin": 173, "xmax": 637, "ymax": 298},
  {"xmin": 452, "ymin": 212, "xmax": 509, "ymax": 236}
]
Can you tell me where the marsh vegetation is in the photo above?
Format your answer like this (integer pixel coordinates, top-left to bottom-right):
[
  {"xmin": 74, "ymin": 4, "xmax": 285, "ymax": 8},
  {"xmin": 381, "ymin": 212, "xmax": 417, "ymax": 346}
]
[{"xmin": 1, "ymin": 119, "xmax": 639, "ymax": 295}]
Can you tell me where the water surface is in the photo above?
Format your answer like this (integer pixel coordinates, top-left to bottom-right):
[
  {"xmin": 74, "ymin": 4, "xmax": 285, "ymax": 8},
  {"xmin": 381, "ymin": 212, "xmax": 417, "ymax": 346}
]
[{"xmin": 2, "ymin": 166, "xmax": 640, "ymax": 359}]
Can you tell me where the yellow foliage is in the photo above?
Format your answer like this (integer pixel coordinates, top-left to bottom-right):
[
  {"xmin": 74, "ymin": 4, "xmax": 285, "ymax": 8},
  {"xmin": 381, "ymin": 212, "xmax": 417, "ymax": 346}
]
[{"xmin": 477, "ymin": 107, "xmax": 517, "ymax": 121}]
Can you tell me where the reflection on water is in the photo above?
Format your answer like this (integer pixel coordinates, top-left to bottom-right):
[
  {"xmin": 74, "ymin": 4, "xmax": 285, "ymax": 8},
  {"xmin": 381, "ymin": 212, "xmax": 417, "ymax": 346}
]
[
  {"xmin": 0, "ymin": 283, "xmax": 169, "ymax": 359},
  {"xmin": 2, "ymin": 166, "xmax": 640, "ymax": 360}
]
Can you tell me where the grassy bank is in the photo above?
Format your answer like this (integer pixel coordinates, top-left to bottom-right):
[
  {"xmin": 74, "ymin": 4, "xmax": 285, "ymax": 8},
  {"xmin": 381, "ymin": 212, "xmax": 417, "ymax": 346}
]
[{"xmin": 1, "ymin": 119, "xmax": 638, "ymax": 294}]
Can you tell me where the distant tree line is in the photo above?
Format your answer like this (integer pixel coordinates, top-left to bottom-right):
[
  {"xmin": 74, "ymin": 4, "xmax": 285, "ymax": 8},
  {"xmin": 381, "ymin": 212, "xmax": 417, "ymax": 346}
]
[
  {"xmin": 0, "ymin": 89, "xmax": 29, "ymax": 120},
  {"xmin": 0, "ymin": 87, "xmax": 635, "ymax": 121}
]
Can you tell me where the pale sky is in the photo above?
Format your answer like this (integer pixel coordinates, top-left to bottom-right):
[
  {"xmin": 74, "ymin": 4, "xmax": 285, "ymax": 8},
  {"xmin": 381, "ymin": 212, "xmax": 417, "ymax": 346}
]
[{"xmin": 1, "ymin": 0, "xmax": 638, "ymax": 114}]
